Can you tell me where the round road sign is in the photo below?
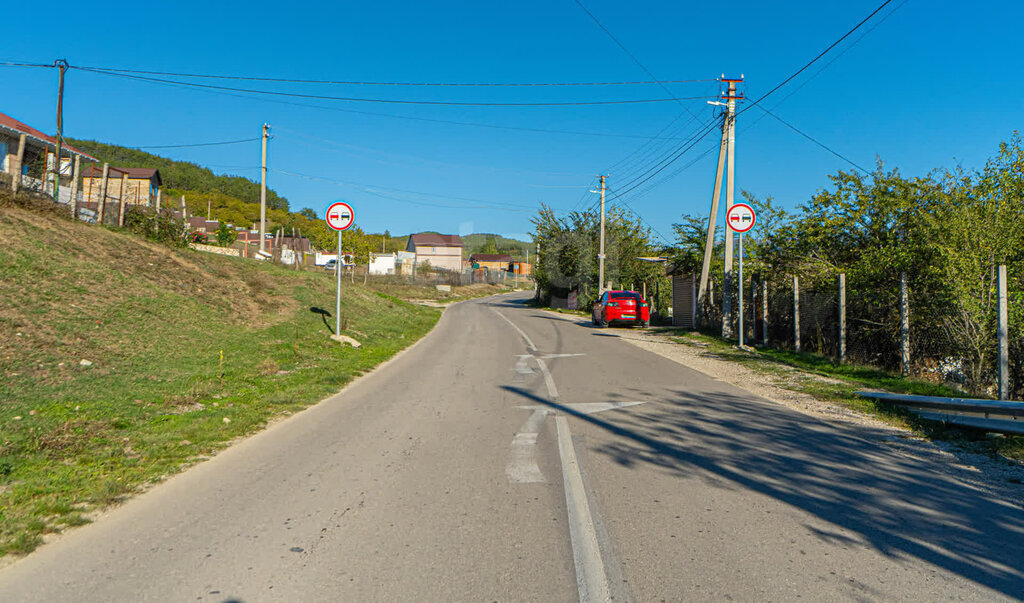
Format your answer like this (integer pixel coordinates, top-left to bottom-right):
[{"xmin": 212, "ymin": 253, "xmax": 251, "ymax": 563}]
[
  {"xmin": 325, "ymin": 202, "xmax": 355, "ymax": 231},
  {"xmin": 726, "ymin": 203, "xmax": 756, "ymax": 233}
]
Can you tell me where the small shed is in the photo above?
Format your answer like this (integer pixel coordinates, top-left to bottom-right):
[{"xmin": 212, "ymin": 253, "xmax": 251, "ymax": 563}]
[{"xmin": 666, "ymin": 264, "xmax": 697, "ymax": 328}]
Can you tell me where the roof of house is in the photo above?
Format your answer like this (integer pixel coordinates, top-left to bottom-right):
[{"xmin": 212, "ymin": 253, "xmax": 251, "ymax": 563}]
[
  {"xmin": 470, "ymin": 253, "xmax": 513, "ymax": 263},
  {"xmin": 84, "ymin": 165, "xmax": 162, "ymax": 185},
  {"xmin": 409, "ymin": 233, "xmax": 464, "ymax": 248},
  {"xmin": 0, "ymin": 112, "xmax": 99, "ymax": 161}
]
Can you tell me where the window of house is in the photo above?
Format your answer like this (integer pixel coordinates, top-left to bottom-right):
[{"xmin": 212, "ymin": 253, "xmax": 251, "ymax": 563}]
[{"xmin": 0, "ymin": 141, "xmax": 7, "ymax": 172}]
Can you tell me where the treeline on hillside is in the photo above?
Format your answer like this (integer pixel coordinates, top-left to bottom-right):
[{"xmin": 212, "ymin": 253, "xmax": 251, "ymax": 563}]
[
  {"xmin": 674, "ymin": 133, "xmax": 1024, "ymax": 396},
  {"xmin": 65, "ymin": 139, "xmax": 289, "ymax": 211},
  {"xmin": 463, "ymin": 233, "xmax": 532, "ymax": 259}
]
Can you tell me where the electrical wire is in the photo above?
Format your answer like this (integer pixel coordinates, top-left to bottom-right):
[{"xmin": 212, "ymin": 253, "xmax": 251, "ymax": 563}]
[
  {"xmin": 71, "ymin": 64, "xmax": 715, "ymax": 87},
  {"xmin": 0, "ymin": 60, "xmax": 54, "ymax": 68},
  {"xmin": 73, "ymin": 67, "xmax": 712, "ymax": 107},
  {"xmin": 133, "ymin": 137, "xmax": 261, "ymax": 149},
  {"xmin": 747, "ymin": 102, "xmax": 869, "ymax": 173},
  {"xmin": 67, "ymin": 66, "xmax": 699, "ymax": 140},
  {"xmin": 273, "ymin": 169, "xmax": 543, "ymax": 213},
  {"xmin": 739, "ymin": 0, "xmax": 895, "ymax": 115}
]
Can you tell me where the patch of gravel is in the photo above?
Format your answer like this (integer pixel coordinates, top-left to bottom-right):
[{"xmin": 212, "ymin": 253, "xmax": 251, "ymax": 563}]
[{"xmin": 543, "ymin": 310, "xmax": 1024, "ymax": 506}]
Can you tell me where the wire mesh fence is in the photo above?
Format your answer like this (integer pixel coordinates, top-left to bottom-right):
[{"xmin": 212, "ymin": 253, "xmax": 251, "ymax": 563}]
[{"xmin": 701, "ymin": 269, "xmax": 1022, "ymax": 399}]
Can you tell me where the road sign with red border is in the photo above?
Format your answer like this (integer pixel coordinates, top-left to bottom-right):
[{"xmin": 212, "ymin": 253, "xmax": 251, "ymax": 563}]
[
  {"xmin": 726, "ymin": 203, "xmax": 756, "ymax": 233},
  {"xmin": 325, "ymin": 202, "xmax": 355, "ymax": 231}
]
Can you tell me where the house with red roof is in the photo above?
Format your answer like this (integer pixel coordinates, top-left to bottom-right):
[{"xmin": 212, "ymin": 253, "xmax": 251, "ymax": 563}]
[
  {"xmin": 406, "ymin": 232, "xmax": 464, "ymax": 272},
  {"xmin": 0, "ymin": 111, "xmax": 98, "ymax": 193}
]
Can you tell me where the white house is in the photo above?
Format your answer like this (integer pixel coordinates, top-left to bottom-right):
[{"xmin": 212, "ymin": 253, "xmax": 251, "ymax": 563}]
[
  {"xmin": 406, "ymin": 233, "xmax": 464, "ymax": 272},
  {"xmin": 369, "ymin": 252, "xmax": 397, "ymax": 275}
]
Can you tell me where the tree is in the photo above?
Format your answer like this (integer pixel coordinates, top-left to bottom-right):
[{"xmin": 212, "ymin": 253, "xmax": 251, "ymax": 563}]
[{"xmin": 215, "ymin": 223, "xmax": 237, "ymax": 247}]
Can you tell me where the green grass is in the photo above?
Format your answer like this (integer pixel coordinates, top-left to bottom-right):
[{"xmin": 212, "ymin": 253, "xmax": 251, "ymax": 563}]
[
  {"xmin": 655, "ymin": 330, "xmax": 1024, "ymax": 462},
  {"xmin": 0, "ymin": 202, "xmax": 486, "ymax": 557}
]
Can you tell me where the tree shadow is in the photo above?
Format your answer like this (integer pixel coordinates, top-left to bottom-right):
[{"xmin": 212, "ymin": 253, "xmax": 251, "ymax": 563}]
[{"xmin": 500, "ymin": 385, "xmax": 1024, "ymax": 598}]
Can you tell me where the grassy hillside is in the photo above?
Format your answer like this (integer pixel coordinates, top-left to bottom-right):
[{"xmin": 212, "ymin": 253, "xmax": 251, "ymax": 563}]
[{"xmin": 0, "ymin": 194, "xmax": 447, "ymax": 556}]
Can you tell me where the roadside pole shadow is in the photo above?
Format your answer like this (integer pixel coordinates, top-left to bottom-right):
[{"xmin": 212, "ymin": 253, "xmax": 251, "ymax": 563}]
[
  {"xmin": 499, "ymin": 385, "xmax": 1024, "ymax": 599},
  {"xmin": 309, "ymin": 306, "xmax": 334, "ymax": 334}
]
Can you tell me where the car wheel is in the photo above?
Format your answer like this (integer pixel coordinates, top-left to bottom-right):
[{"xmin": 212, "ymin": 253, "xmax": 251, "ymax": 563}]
[{"xmin": 641, "ymin": 320, "xmax": 650, "ymax": 328}]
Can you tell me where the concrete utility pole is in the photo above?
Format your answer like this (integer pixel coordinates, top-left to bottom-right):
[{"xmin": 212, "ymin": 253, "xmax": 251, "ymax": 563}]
[
  {"xmin": 592, "ymin": 175, "xmax": 608, "ymax": 294},
  {"xmin": 260, "ymin": 123, "xmax": 269, "ymax": 253},
  {"xmin": 697, "ymin": 76, "xmax": 743, "ymax": 335},
  {"xmin": 721, "ymin": 78, "xmax": 742, "ymax": 338}
]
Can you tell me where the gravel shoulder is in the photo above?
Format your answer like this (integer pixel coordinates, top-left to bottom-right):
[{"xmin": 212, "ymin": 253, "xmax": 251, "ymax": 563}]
[{"xmin": 542, "ymin": 309, "xmax": 1024, "ymax": 507}]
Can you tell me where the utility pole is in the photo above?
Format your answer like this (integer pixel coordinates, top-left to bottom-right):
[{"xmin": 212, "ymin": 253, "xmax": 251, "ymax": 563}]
[
  {"xmin": 52, "ymin": 59, "xmax": 68, "ymax": 204},
  {"xmin": 260, "ymin": 123, "xmax": 269, "ymax": 253},
  {"xmin": 721, "ymin": 77, "xmax": 742, "ymax": 338},
  {"xmin": 592, "ymin": 174, "xmax": 608, "ymax": 294},
  {"xmin": 697, "ymin": 75, "xmax": 743, "ymax": 335}
]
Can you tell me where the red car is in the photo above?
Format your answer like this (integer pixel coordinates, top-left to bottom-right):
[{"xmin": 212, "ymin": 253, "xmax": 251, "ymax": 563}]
[{"xmin": 592, "ymin": 290, "xmax": 650, "ymax": 328}]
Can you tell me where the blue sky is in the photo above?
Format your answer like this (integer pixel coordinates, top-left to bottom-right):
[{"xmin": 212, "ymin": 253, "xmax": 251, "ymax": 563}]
[{"xmin": 3, "ymin": 1, "xmax": 1022, "ymax": 243}]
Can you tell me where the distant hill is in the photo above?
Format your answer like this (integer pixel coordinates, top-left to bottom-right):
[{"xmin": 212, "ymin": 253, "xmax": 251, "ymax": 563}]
[
  {"xmin": 65, "ymin": 139, "xmax": 289, "ymax": 211},
  {"xmin": 462, "ymin": 233, "xmax": 533, "ymax": 259}
]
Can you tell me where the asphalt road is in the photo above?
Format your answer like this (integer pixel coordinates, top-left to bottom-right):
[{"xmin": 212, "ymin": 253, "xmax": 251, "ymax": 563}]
[{"xmin": 2, "ymin": 292, "xmax": 1023, "ymax": 601}]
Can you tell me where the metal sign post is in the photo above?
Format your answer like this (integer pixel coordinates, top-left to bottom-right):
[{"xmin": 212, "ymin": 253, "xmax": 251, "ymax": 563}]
[
  {"xmin": 325, "ymin": 201, "xmax": 355, "ymax": 335},
  {"xmin": 726, "ymin": 203, "xmax": 756, "ymax": 346}
]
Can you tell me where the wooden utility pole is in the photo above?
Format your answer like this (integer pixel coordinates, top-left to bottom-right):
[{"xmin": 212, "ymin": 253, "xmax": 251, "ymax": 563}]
[
  {"xmin": 98, "ymin": 163, "xmax": 109, "ymax": 224},
  {"xmin": 998, "ymin": 265, "xmax": 1008, "ymax": 399},
  {"xmin": 70, "ymin": 154, "xmax": 80, "ymax": 219},
  {"xmin": 900, "ymin": 273, "xmax": 910, "ymax": 376},
  {"xmin": 839, "ymin": 273, "xmax": 847, "ymax": 363},
  {"xmin": 118, "ymin": 172, "xmax": 128, "ymax": 226},
  {"xmin": 793, "ymin": 275, "xmax": 801, "ymax": 352},
  {"xmin": 11, "ymin": 134, "xmax": 26, "ymax": 192},
  {"xmin": 52, "ymin": 59, "xmax": 68, "ymax": 204},
  {"xmin": 260, "ymin": 123, "xmax": 269, "ymax": 253}
]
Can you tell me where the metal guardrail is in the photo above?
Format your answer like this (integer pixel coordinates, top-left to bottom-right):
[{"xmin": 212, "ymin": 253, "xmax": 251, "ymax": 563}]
[{"xmin": 855, "ymin": 391, "xmax": 1024, "ymax": 435}]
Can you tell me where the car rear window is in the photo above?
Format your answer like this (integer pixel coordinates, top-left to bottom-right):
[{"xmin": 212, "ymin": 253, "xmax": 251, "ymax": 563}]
[{"xmin": 610, "ymin": 292, "xmax": 641, "ymax": 301}]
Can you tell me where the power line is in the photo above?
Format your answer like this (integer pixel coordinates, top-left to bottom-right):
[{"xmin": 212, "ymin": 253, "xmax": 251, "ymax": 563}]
[
  {"xmin": 571, "ymin": 0, "xmax": 699, "ymax": 117},
  {"xmin": 73, "ymin": 67, "xmax": 712, "ymax": 107},
  {"xmin": 607, "ymin": 116, "xmax": 722, "ymax": 200},
  {"xmin": 605, "ymin": 185, "xmax": 673, "ymax": 246},
  {"xmin": 747, "ymin": 102, "xmax": 869, "ymax": 173},
  {"xmin": 0, "ymin": 60, "xmax": 54, "ymax": 68},
  {"xmin": 133, "ymin": 137, "xmax": 261, "ymax": 149},
  {"xmin": 273, "ymin": 169, "xmax": 543, "ymax": 213},
  {"xmin": 71, "ymin": 64, "xmax": 715, "ymax": 87},
  {"xmin": 70, "ymin": 66, "xmax": 701, "ymax": 141},
  {"xmin": 739, "ymin": 0, "xmax": 895, "ymax": 115}
]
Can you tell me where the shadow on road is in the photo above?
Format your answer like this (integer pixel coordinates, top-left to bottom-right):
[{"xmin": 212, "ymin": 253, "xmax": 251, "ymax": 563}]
[{"xmin": 500, "ymin": 384, "xmax": 1024, "ymax": 598}]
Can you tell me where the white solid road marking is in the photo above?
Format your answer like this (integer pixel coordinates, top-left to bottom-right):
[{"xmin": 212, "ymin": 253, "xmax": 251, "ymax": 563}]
[
  {"xmin": 495, "ymin": 307, "xmax": 620, "ymax": 602},
  {"xmin": 557, "ymin": 415, "xmax": 612, "ymax": 603},
  {"xmin": 535, "ymin": 357, "xmax": 560, "ymax": 400},
  {"xmin": 539, "ymin": 353, "xmax": 586, "ymax": 359},
  {"xmin": 492, "ymin": 308, "xmax": 537, "ymax": 352},
  {"xmin": 506, "ymin": 409, "xmax": 548, "ymax": 483}
]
